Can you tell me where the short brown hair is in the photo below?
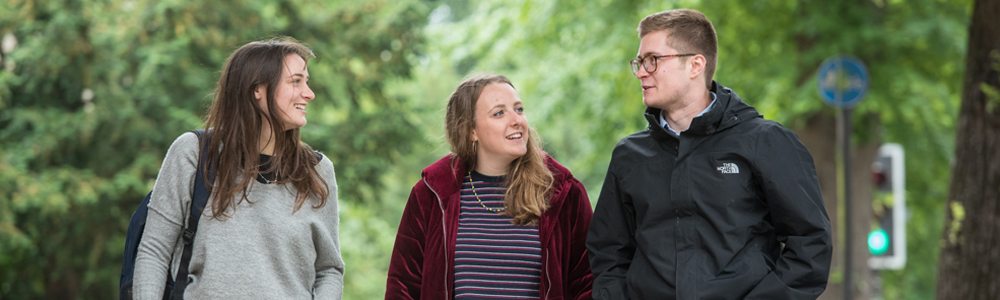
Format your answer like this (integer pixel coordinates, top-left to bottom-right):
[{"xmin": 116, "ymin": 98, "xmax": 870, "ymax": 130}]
[{"xmin": 638, "ymin": 9, "xmax": 718, "ymax": 89}]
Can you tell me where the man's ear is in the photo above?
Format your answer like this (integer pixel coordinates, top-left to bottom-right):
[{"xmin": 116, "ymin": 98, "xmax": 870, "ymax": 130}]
[{"xmin": 689, "ymin": 54, "xmax": 707, "ymax": 80}]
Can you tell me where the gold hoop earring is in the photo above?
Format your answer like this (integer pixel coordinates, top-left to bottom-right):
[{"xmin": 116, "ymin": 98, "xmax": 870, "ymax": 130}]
[{"xmin": 472, "ymin": 141, "xmax": 477, "ymax": 154}]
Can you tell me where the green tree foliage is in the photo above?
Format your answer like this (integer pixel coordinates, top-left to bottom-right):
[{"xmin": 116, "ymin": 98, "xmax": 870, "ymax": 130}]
[
  {"xmin": 0, "ymin": 0, "xmax": 432, "ymax": 298},
  {"xmin": 0, "ymin": 0, "xmax": 976, "ymax": 299}
]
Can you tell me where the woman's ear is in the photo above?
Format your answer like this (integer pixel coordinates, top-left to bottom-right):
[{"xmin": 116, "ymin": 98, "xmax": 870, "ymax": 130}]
[{"xmin": 254, "ymin": 84, "xmax": 266, "ymax": 100}]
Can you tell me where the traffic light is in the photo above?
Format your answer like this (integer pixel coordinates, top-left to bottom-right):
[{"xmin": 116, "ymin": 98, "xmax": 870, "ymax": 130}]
[{"xmin": 868, "ymin": 143, "xmax": 906, "ymax": 270}]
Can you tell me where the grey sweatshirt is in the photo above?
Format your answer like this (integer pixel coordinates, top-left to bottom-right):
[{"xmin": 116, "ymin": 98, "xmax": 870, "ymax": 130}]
[{"xmin": 134, "ymin": 132, "xmax": 344, "ymax": 299}]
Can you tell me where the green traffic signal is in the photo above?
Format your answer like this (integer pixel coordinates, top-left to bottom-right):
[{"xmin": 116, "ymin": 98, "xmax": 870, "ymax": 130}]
[{"xmin": 868, "ymin": 228, "xmax": 890, "ymax": 255}]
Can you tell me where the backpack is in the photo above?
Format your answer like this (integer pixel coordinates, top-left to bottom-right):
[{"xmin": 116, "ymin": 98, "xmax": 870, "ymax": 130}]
[{"xmin": 120, "ymin": 129, "xmax": 215, "ymax": 300}]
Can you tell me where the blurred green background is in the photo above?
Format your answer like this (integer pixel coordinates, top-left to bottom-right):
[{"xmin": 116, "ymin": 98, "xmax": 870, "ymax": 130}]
[{"xmin": 0, "ymin": 0, "xmax": 974, "ymax": 299}]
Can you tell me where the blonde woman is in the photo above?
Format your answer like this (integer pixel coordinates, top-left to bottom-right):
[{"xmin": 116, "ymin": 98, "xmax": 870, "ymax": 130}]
[{"xmin": 386, "ymin": 74, "xmax": 593, "ymax": 300}]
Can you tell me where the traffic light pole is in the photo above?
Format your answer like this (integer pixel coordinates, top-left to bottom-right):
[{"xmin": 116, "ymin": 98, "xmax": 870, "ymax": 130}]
[{"xmin": 841, "ymin": 107, "xmax": 854, "ymax": 300}]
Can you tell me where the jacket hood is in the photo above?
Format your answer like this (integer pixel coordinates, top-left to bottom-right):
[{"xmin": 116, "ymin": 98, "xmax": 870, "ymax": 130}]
[
  {"xmin": 643, "ymin": 81, "xmax": 761, "ymax": 139},
  {"xmin": 421, "ymin": 154, "xmax": 464, "ymax": 199},
  {"xmin": 420, "ymin": 151, "xmax": 574, "ymax": 209}
]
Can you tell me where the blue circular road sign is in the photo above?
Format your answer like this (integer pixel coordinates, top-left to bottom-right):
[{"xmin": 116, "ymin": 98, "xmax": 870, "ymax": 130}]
[{"xmin": 817, "ymin": 56, "xmax": 869, "ymax": 108}]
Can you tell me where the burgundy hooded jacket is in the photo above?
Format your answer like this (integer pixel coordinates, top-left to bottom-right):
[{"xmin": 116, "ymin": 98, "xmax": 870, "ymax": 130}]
[{"xmin": 386, "ymin": 154, "xmax": 594, "ymax": 300}]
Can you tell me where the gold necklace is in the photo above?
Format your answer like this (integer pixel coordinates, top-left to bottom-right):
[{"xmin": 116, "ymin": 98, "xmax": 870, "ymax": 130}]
[
  {"xmin": 468, "ymin": 171, "xmax": 506, "ymax": 213},
  {"xmin": 259, "ymin": 168, "xmax": 279, "ymax": 184}
]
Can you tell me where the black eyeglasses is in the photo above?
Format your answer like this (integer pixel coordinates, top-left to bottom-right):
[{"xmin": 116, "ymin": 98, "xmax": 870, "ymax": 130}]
[{"xmin": 630, "ymin": 54, "xmax": 697, "ymax": 75}]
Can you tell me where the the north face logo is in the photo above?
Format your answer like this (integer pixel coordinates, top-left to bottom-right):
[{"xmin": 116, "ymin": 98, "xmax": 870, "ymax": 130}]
[{"xmin": 717, "ymin": 163, "xmax": 739, "ymax": 174}]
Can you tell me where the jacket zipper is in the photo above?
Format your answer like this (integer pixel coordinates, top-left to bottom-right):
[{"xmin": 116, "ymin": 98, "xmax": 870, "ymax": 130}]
[
  {"xmin": 423, "ymin": 177, "xmax": 450, "ymax": 299},
  {"xmin": 544, "ymin": 250, "xmax": 552, "ymax": 299}
]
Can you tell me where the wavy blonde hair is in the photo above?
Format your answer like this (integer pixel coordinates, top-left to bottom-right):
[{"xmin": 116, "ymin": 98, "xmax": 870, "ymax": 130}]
[{"xmin": 445, "ymin": 73, "xmax": 553, "ymax": 225}]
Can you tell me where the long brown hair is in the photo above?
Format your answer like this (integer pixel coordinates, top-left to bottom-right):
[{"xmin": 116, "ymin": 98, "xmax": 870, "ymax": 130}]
[
  {"xmin": 445, "ymin": 74, "xmax": 553, "ymax": 225},
  {"xmin": 203, "ymin": 37, "xmax": 329, "ymax": 219}
]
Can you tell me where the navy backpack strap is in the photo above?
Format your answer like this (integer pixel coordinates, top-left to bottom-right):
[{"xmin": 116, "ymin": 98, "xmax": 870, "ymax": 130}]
[
  {"xmin": 313, "ymin": 150, "xmax": 323, "ymax": 163},
  {"xmin": 170, "ymin": 129, "xmax": 214, "ymax": 300}
]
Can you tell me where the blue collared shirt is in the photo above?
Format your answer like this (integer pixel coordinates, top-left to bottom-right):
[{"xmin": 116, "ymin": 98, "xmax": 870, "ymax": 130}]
[{"xmin": 660, "ymin": 91, "xmax": 717, "ymax": 137}]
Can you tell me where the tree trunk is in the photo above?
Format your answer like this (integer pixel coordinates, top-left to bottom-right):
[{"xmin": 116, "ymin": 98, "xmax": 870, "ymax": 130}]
[
  {"xmin": 796, "ymin": 112, "xmax": 878, "ymax": 300},
  {"xmin": 936, "ymin": 0, "xmax": 1000, "ymax": 298}
]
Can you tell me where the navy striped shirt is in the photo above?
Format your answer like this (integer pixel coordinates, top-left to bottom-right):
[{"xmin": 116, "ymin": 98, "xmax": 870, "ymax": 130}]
[{"xmin": 454, "ymin": 171, "xmax": 542, "ymax": 299}]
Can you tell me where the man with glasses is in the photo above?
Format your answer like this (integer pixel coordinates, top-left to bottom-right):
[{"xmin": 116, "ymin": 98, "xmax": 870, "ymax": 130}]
[{"xmin": 586, "ymin": 9, "xmax": 832, "ymax": 300}]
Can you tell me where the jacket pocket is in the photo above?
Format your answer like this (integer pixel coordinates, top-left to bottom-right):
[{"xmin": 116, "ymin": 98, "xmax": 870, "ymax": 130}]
[{"xmin": 698, "ymin": 251, "xmax": 769, "ymax": 299}]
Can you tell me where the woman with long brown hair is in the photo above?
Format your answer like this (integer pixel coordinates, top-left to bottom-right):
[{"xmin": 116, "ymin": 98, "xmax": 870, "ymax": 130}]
[
  {"xmin": 386, "ymin": 74, "xmax": 594, "ymax": 300},
  {"xmin": 133, "ymin": 37, "xmax": 344, "ymax": 299}
]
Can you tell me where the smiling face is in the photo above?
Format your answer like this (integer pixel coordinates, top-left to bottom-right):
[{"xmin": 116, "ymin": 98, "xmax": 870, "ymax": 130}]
[
  {"xmin": 636, "ymin": 30, "xmax": 694, "ymax": 112},
  {"xmin": 256, "ymin": 54, "xmax": 314, "ymax": 131},
  {"xmin": 471, "ymin": 83, "xmax": 529, "ymax": 172}
]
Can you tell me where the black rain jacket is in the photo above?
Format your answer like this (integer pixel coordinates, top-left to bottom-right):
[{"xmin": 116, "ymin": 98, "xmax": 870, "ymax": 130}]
[{"xmin": 587, "ymin": 81, "xmax": 832, "ymax": 300}]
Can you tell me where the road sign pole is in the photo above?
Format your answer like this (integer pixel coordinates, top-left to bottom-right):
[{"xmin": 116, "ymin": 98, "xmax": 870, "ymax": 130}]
[
  {"xmin": 817, "ymin": 56, "xmax": 868, "ymax": 300},
  {"xmin": 842, "ymin": 106, "xmax": 853, "ymax": 300}
]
